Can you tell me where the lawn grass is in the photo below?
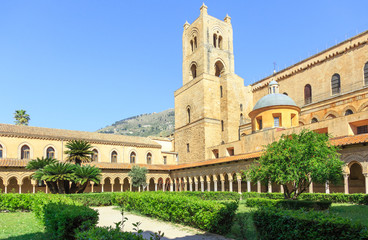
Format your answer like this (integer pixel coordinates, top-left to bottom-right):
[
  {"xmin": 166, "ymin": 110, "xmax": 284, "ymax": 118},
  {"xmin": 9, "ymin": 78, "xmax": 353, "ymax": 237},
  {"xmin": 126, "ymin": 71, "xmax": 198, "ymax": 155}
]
[
  {"xmin": 0, "ymin": 211, "xmax": 46, "ymax": 240},
  {"xmin": 329, "ymin": 203, "xmax": 368, "ymax": 226}
]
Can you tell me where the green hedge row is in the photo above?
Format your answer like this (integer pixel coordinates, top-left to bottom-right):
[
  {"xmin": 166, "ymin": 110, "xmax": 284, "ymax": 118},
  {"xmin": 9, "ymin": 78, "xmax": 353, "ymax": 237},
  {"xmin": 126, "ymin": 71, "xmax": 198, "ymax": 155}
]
[
  {"xmin": 75, "ymin": 225, "xmax": 145, "ymax": 240},
  {"xmin": 115, "ymin": 192, "xmax": 238, "ymax": 234},
  {"xmin": 245, "ymin": 198, "xmax": 332, "ymax": 210},
  {"xmin": 44, "ymin": 203, "xmax": 98, "ymax": 240},
  {"xmin": 242, "ymin": 192, "xmax": 368, "ymax": 204},
  {"xmin": 253, "ymin": 207, "xmax": 368, "ymax": 240}
]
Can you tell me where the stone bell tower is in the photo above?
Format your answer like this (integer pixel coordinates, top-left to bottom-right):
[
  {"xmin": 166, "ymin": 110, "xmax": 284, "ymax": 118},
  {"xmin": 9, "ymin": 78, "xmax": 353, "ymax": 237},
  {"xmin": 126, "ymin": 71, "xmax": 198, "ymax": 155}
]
[{"xmin": 174, "ymin": 4, "xmax": 247, "ymax": 163}]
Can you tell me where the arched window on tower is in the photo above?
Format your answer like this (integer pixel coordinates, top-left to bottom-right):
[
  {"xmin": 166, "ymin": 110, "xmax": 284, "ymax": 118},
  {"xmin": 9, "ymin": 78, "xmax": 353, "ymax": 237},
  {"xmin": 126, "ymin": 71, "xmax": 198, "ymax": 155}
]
[
  {"xmin": 345, "ymin": 109, "xmax": 353, "ymax": 116},
  {"xmin": 92, "ymin": 149, "xmax": 98, "ymax": 162},
  {"xmin": 130, "ymin": 152, "xmax": 136, "ymax": 164},
  {"xmin": 221, "ymin": 120, "xmax": 224, "ymax": 131},
  {"xmin": 146, "ymin": 153, "xmax": 152, "ymax": 165},
  {"xmin": 331, "ymin": 73, "xmax": 341, "ymax": 95},
  {"xmin": 190, "ymin": 64, "xmax": 197, "ymax": 79},
  {"xmin": 304, "ymin": 84, "xmax": 312, "ymax": 104},
  {"xmin": 240, "ymin": 113, "xmax": 244, "ymax": 124},
  {"xmin": 215, "ymin": 61, "xmax": 224, "ymax": 77},
  {"xmin": 194, "ymin": 37, "xmax": 197, "ymax": 49},
  {"xmin": 213, "ymin": 34, "xmax": 217, "ymax": 48},
  {"xmin": 220, "ymin": 86, "xmax": 223, "ymax": 97},
  {"xmin": 218, "ymin": 36, "xmax": 222, "ymax": 49},
  {"xmin": 187, "ymin": 107, "xmax": 191, "ymax": 124},
  {"xmin": 0, "ymin": 144, "xmax": 3, "ymax": 159},
  {"xmin": 190, "ymin": 40, "xmax": 193, "ymax": 52},
  {"xmin": 364, "ymin": 62, "xmax": 368, "ymax": 86},
  {"xmin": 111, "ymin": 151, "xmax": 117, "ymax": 163},
  {"xmin": 311, "ymin": 118, "xmax": 318, "ymax": 123},
  {"xmin": 21, "ymin": 145, "xmax": 30, "ymax": 159},
  {"xmin": 46, "ymin": 147, "xmax": 55, "ymax": 159}
]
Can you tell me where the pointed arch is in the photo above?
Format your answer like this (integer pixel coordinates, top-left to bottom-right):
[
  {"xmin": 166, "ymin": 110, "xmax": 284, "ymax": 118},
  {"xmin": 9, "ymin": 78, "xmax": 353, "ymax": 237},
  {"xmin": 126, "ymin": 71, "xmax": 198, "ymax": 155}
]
[
  {"xmin": 214, "ymin": 60, "xmax": 225, "ymax": 77},
  {"xmin": 304, "ymin": 84, "xmax": 312, "ymax": 104}
]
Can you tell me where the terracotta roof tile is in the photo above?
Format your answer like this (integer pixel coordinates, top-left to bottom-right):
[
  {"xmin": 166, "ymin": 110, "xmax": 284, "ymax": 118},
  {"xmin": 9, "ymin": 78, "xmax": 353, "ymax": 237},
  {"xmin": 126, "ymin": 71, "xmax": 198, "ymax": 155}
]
[
  {"xmin": 0, "ymin": 124, "xmax": 160, "ymax": 148},
  {"xmin": 0, "ymin": 159, "xmax": 30, "ymax": 167},
  {"xmin": 330, "ymin": 134, "xmax": 368, "ymax": 146}
]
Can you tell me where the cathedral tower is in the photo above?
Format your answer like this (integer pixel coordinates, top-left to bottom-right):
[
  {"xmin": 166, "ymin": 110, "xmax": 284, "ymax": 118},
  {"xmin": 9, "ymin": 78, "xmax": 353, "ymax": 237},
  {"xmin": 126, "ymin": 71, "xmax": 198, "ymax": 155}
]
[{"xmin": 174, "ymin": 4, "xmax": 248, "ymax": 163}]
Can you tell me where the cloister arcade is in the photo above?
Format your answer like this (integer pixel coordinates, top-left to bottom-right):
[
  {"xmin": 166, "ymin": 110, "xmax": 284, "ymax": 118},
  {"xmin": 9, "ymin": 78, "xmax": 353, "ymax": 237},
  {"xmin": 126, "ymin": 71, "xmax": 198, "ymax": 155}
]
[{"xmin": 0, "ymin": 152, "xmax": 367, "ymax": 194}]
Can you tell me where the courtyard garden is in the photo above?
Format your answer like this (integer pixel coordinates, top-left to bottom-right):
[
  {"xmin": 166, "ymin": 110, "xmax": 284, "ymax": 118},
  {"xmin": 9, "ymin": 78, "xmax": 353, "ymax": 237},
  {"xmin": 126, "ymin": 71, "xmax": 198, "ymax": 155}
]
[{"xmin": 0, "ymin": 191, "xmax": 367, "ymax": 240}]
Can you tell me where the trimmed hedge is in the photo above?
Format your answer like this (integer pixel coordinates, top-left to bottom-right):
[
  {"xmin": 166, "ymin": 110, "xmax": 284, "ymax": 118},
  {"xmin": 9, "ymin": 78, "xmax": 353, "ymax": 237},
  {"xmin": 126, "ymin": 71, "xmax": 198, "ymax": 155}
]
[
  {"xmin": 242, "ymin": 192, "xmax": 368, "ymax": 204},
  {"xmin": 68, "ymin": 192, "xmax": 115, "ymax": 206},
  {"xmin": 44, "ymin": 203, "xmax": 98, "ymax": 240},
  {"xmin": 253, "ymin": 207, "xmax": 368, "ymax": 240},
  {"xmin": 172, "ymin": 191, "xmax": 240, "ymax": 201},
  {"xmin": 115, "ymin": 192, "xmax": 238, "ymax": 234},
  {"xmin": 245, "ymin": 198, "xmax": 332, "ymax": 210},
  {"xmin": 75, "ymin": 225, "xmax": 145, "ymax": 240}
]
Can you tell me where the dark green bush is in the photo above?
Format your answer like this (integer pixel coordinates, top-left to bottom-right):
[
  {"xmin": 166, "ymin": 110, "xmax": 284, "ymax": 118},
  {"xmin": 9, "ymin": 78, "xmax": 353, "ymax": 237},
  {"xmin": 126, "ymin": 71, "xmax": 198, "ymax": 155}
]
[
  {"xmin": 242, "ymin": 192, "xmax": 368, "ymax": 204},
  {"xmin": 43, "ymin": 203, "xmax": 99, "ymax": 240},
  {"xmin": 115, "ymin": 192, "xmax": 238, "ymax": 234},
  {"xmin": 245, "ymin": 198, "xmax": 332, "ymax": 210},
  {"xmin": 75, "ymin": 224, "xmax": 145, "ymax": 240},
  {"xmin": 68, "ymin": 192, "xmax": 116, "ymax": 206},
  {"xmin": 253, "ymin": 207, "xmax": 368, "ymax": 240}
]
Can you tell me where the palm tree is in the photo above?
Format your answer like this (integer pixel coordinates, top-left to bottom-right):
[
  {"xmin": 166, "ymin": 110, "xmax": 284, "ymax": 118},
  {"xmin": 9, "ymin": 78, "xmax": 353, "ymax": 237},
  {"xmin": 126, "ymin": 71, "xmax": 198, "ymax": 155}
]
[
  {"xmin": 38, "ymin": 162, "xmax": 76, "ymax": 194},
  {"xmin": 64, "ymin": 140, "xmax": 94, "ymax": 165},
  {"xmin": 73, "ymin": 165, "xmax": 101, "ymax": 193},
  {"xmin": 14, "ymin": 109, "xmax": 30, "ymax": 126},
  {"xmin": 26, "ymin": 157, "xmax": 58, "ymax": 193}
]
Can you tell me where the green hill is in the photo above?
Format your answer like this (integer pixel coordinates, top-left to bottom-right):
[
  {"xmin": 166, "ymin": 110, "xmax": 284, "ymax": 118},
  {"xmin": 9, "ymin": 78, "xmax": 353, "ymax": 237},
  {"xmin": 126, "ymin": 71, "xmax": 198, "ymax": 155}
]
[{"xmin": 97, "ymin": 109, "xmax": 175, "ymax": 137}]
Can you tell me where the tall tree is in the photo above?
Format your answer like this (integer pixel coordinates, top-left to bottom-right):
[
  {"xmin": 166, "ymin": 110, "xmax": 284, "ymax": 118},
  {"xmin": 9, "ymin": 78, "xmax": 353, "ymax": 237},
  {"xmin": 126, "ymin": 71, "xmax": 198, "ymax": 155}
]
[
  {"xmin": 14, "ymin": 109, "xmax": 30, "ymax": 126},
  {"xmin": 128, "ymin": 165, "xmax": 148, "ymax": 191},
  {"xmin": 244, "ymin": 129, "xmax": 344, "ymax": 199},
  {"xmin": 64, "ymin": 140, "xmax": 94, "ymax": 165}
]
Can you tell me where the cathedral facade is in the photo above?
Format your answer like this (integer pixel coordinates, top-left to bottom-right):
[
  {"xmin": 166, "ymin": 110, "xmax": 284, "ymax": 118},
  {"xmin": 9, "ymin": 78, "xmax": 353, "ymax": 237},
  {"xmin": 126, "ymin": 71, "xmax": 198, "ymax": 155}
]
[{"xmin": 0, "ymin": 5, "xmax": 367, "ymax": 194}]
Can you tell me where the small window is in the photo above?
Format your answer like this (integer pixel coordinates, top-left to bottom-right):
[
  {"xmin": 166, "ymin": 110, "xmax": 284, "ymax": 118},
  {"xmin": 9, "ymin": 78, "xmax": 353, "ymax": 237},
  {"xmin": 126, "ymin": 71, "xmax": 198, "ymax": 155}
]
[
  {"xmin": 187, "ymin": 143, "xmax": 190, "ymax": 152},
  {"xmin": 283, "ymin": 92, "xmax": 288, "ymax": 96},
  {"xmin": 221, "ymin": 120, "xmax": 224, "ymax": 131},
  {"xmin": 218, "ymin": 36, "xmax": 222, "ymax": 49},
  {"xmin": 190, "ymin": 64, "xmax": 197, "ymax": 79},
  {"xmin": 190, "ymin": 40, "xmax": 193, "ymax": 52},
  {"xmin": 130, "ymin": 152, "xmax": 136, "ymax": 164},
  {"xmin": 311, "ymin": 118, "xmax": 318, "ymax": 123},
  {"xmin": 357, "ymin": 125, "xmax": 368, "ymax": 135},
  {"xmin": 220, "ymin": 86, "xmax": 223, "ymax": 97},
  {"xmin": 257, "ymin": 118, "xmax": 263, "ymax": 130},
  {"xmin": 194, "ymin": 37, "xmax": 197, "ymax": 49},
  {"xmin": 163, "ymin": 156, "xmax": 167, "ymax": 165},
  {"xmin": 345, "ymin": 109, "xmax": 353, "ymax": 116},
  {"xmin": 331, "ymin": 73, "xmax": 341, "ymax": 95},
  {"xmin": 304, "ymin": 84, "xmax": 312, "ymax": 104},
  {"xmin": 227, "ymin": 147, "xmax": 234, "ymax": 156},
  {"xmin": 146, "ymin": 153, "xmax": 152, "ymax": 165},
  {"xmin": 212, "ymin": 149, "xmax": 219, "ymax": 158},
  {"xmin": 213, "ymin": 34, "xmax": 217, "ymax": 48},
  {"xmin": 215, "ymin": 61, "xmax": 224, "ymax": 77},
  {"xmin": 240, "ymin": 104, "xmax": 243, "ymax": 111},
  {"xmin": 111, "ymin": 151, "xmax": 117, "ymax": 163},
  {"xmin": 0, "ymin": 144, "xmax": 3, "ymax": 159},
  {"xmin": 46, "ymin": 147, "xmax": 55, "ymax": 159},
  {"xmin": 274, "ymin": 117, "xmax": 280, "ymax": 127},
  {"xmin": 187, "ymin": 107, "xmax": 191, "ymax": 123},
  {"xmin": 92, "ymin": 149, "xmax": 98, "ymax": 162},
  {"xmin": 364, "ymin": 62, "xmax": 368, "ymax": 86},
  {"xmin": 240, "ymin": 113, "xmax": 244, "ymax": 123},
  {"xmin": 21, "ymin": 145, "xmax": 30, "ymax": 159}
]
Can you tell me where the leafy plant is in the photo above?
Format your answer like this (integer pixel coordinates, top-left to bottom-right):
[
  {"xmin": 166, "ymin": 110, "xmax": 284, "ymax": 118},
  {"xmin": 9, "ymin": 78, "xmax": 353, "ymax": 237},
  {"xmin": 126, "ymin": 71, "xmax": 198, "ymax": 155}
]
[
  {"xmin": 244, "ymin": 129, "xmax": 344, "ymax": 199},
  {"xmin": 14, "ymin": 109, "xmax": 30, "ymax": 125},
  {"xmin": 64, "ymin": 140, "xmax": 94, "ymax": 165},
  {"xmin": 128, "ymin": 166, "xmax": 148, "ymax": 191}
]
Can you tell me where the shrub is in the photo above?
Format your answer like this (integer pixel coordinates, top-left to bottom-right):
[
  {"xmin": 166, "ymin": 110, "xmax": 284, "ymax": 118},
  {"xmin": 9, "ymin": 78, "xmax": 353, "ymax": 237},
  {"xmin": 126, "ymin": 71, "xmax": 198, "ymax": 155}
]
[
  {"xmin": 68, "ymin": 192, "xmax": 116, "ymax": 206},
  {"xmin": 43, "ymin": 203, "xmax": 98, "ymax": 240},
  {"xmin": 75, "ymin": 224, "xmax": 145, "ymax": 240},
  {"xmin": 0, "ymin": 193, "xmax": 35, "ymax": 211},
  {"xmin": 253, "ymin": 207, "xmax": 368, "ymax": 240},
  {"xmin": 174, "ymin": 191, "xmax": 240, "ymax": 201},
  {"xmin": 115, "ymin": 192, "xmax": 238, "ymax": 234},
  {"xmin": 241, "ymin": 192, "xmax": 368, "ymax": 205},
  {"xmin": 245, "ymin": 198, "xmax": 332, "ymax": 210}
]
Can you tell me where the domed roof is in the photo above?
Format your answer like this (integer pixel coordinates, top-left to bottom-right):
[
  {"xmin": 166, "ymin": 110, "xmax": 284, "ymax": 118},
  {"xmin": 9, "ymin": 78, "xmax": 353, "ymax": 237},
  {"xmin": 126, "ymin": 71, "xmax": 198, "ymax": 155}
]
[
  {"xmin": 253, "ymin": 93, "xmax": 297, "ymax": 111},
  {"xmin": 269, "ymin": 80, "xmax": 278, "ymax": 86}
]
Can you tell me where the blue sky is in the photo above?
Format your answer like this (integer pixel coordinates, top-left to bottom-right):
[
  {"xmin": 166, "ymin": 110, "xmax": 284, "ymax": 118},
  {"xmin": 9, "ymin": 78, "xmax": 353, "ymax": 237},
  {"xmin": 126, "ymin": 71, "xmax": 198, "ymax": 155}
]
[{"xmin": 1, "ymin": 1, "xmax": 367, "ymax": 132}]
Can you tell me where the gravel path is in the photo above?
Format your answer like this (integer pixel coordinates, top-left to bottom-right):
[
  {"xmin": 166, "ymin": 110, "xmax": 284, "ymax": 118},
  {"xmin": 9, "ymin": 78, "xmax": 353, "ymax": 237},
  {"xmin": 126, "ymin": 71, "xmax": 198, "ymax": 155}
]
[{"xmin": 93, "ymin": 206, "xmax": 230, "ymax": 240}]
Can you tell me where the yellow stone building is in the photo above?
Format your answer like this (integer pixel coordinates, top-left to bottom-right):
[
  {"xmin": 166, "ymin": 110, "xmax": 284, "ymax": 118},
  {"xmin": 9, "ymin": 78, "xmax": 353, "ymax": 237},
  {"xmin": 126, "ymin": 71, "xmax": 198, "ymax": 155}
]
[{"xmin": 0, "ymin": 4, "xmax": 367, "ymax": 194}]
